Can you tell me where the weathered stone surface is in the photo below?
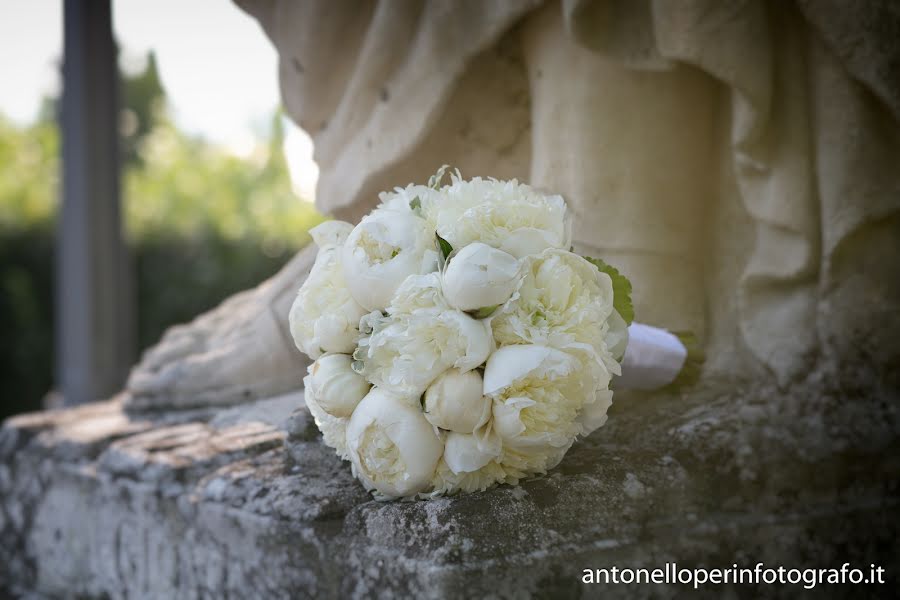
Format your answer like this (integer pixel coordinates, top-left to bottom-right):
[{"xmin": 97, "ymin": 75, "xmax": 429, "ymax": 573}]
[{"xmin": 2, "ymin": 374, "xmax": 898, "ymax": 598}]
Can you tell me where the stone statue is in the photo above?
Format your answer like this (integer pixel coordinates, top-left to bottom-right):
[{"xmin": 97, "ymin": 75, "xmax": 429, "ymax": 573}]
[
  {"xmin": 125, "ymin": 0, "xmax": 900, "ymax": 411},
  {"xmin": 4, "ymin": 3, "xmax": 899, "ymax": 595}
]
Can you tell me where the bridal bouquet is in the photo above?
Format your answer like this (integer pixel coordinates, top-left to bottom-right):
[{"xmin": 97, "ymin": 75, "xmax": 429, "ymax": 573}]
[{"xmin": 289, "ymin": 168, "xmax": 689, "ymax": 499}]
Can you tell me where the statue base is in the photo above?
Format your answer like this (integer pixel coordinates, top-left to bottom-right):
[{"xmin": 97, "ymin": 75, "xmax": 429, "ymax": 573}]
[{"xmin": 2, "ymin": 375, "xmax": 897, "ymax": 597}]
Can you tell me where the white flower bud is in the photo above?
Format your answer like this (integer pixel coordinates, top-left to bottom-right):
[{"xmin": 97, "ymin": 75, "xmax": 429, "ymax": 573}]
[
  {"xmin": 443, "ymin": 430, "xmax": 500, "ymax": 474},
  {"xmin": 303, "ymin": 372, "xmax": 350, "ymax": 460},
  {"xmin": 289, "ymin": 242, "xmax": 367, "ymax": 360},
  {"xmin": 346, "ymin": 388, "xmax": 444, "ymax": 498},
  {"xmin": 308, "ymin": 354, "xmax": 370, "ymax": 418},
  {"xmin": 441, "ymin": 242, "xmax": 520, "ymax": 312},
  {"xmin": 423, "ymin": 368, "xmax": 491, "ymax": 433},
  {"xmin": 341, "ymin": 209, "xmax": 437, "ymax": 311}
]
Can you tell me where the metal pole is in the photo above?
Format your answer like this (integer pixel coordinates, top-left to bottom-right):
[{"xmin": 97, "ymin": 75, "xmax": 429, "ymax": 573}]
[{"xmin": 58, "ymin": 0, "xmax": 133, "ymax": 406}]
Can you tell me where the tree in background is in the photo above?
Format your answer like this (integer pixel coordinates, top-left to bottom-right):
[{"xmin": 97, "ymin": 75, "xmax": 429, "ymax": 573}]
[
  {"xmin": 120, "ymin": 51, "xmax": 165, "ymax": 166},
  {"xmin": 0, "ymin": 51, "xmax": 322, "ymax": 418}
]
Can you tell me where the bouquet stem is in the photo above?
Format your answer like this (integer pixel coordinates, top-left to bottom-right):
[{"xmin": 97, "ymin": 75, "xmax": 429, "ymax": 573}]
[{"xmin": 616, "ymin": 323, "xmax": 702, "ymax": 390}]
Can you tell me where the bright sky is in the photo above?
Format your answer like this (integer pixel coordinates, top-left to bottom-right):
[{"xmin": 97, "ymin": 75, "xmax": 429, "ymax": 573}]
[{"xmin": 0, "ymin": 0, "xmax": 318, "ymax": 200}]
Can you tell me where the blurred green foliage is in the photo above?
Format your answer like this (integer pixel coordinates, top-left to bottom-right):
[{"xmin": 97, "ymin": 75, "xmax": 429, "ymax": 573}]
[
  {"xmin": 0, "ymin": 117, "xmax": 59, "ymax": 226},
  {"xmin": 125, "ymin": 114, "xmax": 321, "ymax": 245},
  {"xmin": 0, "ymin": 57, "xmax": 322, "ymax": 417},
  {"xmin": 121, "ymin": 52, "xmax": 165, "ymax": 165}
]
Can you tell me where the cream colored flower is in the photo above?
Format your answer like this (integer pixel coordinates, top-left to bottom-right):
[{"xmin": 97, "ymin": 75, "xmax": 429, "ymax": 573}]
[
  {"xmin": 442, "ymin": 430, "xmax": 501, "ymax": 474},
  {"xmin": 441, "ymin": 242, "xmax": 521, "ymax": 312},
  {"xmin": 303, "ymin": 371, "xmax": 350, "ymax": 460},
  {"xmin": 309, "ymin": 220, "xmax": 354, "ymax": 249},
  {"xmin": 483, "ymin": 344, "xmax": 590, "ymax": 472},
  {"xmin": 605, "ymin": 309, "xmax": 629, "ymax": 362},
  {"xmin": 492, "ymin": 249, "xmax": 621, "ymax": 381},
  {"xmin": 577, "ymin": 389, "xmax": 614, "ymax": 437},
  {"xmin": 376, "ymin": 182, "xmax": 442, "ymax": 216},
  {"xmin": 434, "ymin": 177, "xmax": 571, "ymax": 259},
  {"xmin": 346, "ymin": 387, "xmax": 444, "ymax": 499},
  {"xmin": 293, "ymin": 174, "xmax": 632, "ymax": 498},
  {"xmin": 356, "ymin": 273, "xmax": 492, "ymax": 396},
  {"xmin": 289, "ymin": 222, "xmax": 367, "ymax": 360},
  {"xmin": 341, "ymin": 209, "xmax": 438, "ymax": 311},
  {"xmin": 307, "ymin": 354, "xmax": 371, "ymax": 418},
  {"xmin": 429, "ymin": 451, "xmax": 527, "ymax": 496},
  {"xmin": 423, "ymin": 368, "xmax": 491, "ymax": 433}
]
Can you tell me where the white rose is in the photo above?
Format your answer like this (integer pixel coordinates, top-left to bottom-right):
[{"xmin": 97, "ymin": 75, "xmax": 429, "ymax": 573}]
[
  {"xmin": 356, "ymin": 274, "xmax": 492, "ymax": 396},
  {"xmin": 289, "ymin": 224, "xmax": 367, "ymax": 360},
  {"xmin": 443, "ymin": 430, "xmax": 501, "ymax": 474},
  {"xmin": 483, "ymin": 344, "xmax": 587, "ymax": 454},
  {"xmin": 423, "ymin": 368, "xmax": 491, "ymax": 433},
  {"xmin": 307, "ymin": 354, "xmax": 371, "ymax": 418},
  {"xmin": 303, "ymin": 372, "xmax": 350, "ymax": 460},
  {"xmin": 346, "ymin": 387, "xmax": 444, "ymax": 498},
  {"xmin": 441, "ymin": 243, "xmax": 521, "ymax": 313},
  {"xmin": 435, "ymin": 177, "xmax": 572, "ymax": 258},
  {"xmin": 492, "ymin": 248, "xmax": 621, "ymax": 380},
  {"xmin": 341, "ymin": 209, "xmax": 438, "ymax": 311}
]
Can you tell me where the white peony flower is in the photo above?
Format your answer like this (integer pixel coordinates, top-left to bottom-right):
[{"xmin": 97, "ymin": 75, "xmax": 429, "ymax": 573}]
[
  {"xmin": 442, "ymin": 430, "xmax": 501, "ymax": 474},
  {"xmin": 376, "ymin": 182, "xmax": 442, "ymax": 216},
  {"xmin": 289, "ymin": 221, "xmax": 367, "ymax": 360},
  {"xmin": 309, "ymin": 220, "xmax": 354, "ymax": 249},
  {"xmin": 434, "ymin": 176, "xmax": 572, "ymax": 259},
  {"xmin": 307, "ymin": 354, "xmax": 371, "ymax": 418},
  {"xmin": 441, "ymin": 242, "xmax": 521, "ymax": 313},
  {"xmin": 577, "ymin": 389, "xmax": 614, "ymax": 437},
  {"xmin": 605, "ymin": 309, "xmax": 630, "ymax": 363},
  {"xmin": 303, "ymin": 371, "xmax": 351, "ymax": 460},
  {"xmin": 483, "ymin": 345, "xmax": 588, "ymax": 463},
  {"xmin": 497, "ymin": 444, "xmax": 571, "ymax": 479},
  {"xmin": 355, "ymin": 273, "xmax": 492, "ymax": 396},
  {"xmin": 341, "ymin": 209, "xmax": 438, "ymax": 311},
  {"xmin": 423, "ymin": 368, "xmax": 491, "ymax": 433},
  {"xmin": 346, "ymin": 387, "xmax": 444, "ymax": 499},
  {"xmin": 492, "ymin": 248, "xmax": 621, "ymax": 381},
  {"xmin": 429, "ymin": 456, "xmax": 526, "ymax": 496},
  {"xmin": 288, "ymin": 172, "xmax": 635, "ymax": 498}
]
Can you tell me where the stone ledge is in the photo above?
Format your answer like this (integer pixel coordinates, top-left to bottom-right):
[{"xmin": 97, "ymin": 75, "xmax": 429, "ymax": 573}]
[{"xmin": 1, "ymin": 379, "xmax": 898, "ymax": 598}]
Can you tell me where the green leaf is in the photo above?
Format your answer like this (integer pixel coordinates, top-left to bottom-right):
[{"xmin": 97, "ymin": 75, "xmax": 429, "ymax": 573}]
[
  {"xmin": 584, "ymin": 257, "xmax": 634, "ymax": 325},
  {"xmin": 469, "ymin": 305, "xmax": 500, "ymax": 319},
  {"xmin": 436, "ymin": 233, "xmax": 453, "ymax": 261},
  {"xmin": 409, "ymin": 195, "xmax": 422, "ymax": 215}
]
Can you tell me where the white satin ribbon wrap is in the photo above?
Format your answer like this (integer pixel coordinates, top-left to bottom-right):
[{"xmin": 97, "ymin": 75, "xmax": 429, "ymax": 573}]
[{"xmin": 616, "ymin": 323, "xmax": 687, "ymax": 390}]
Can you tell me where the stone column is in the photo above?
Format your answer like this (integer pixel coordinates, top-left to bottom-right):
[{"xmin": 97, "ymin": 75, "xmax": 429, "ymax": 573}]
[{"xmin": 58, "ymin": 0, "xmax": 134, "ymax": 406}]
